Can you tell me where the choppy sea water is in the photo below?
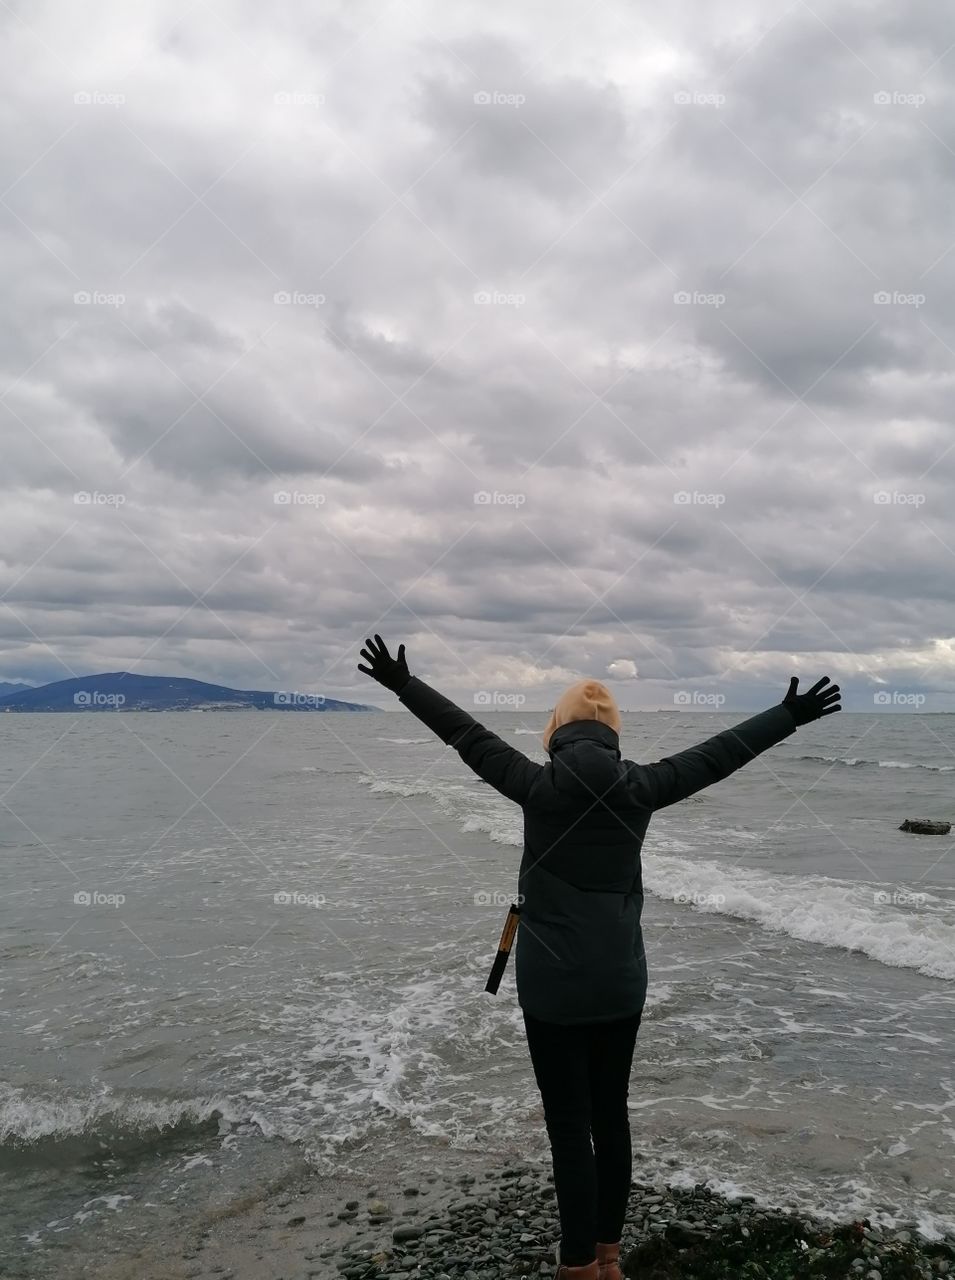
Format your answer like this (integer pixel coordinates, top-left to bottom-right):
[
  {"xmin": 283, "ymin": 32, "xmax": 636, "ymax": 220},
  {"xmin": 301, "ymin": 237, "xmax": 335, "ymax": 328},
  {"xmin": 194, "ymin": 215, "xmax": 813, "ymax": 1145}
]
[{"xmin": 2, "ymin": 708, "xmax": 954, "ymax": 1273}]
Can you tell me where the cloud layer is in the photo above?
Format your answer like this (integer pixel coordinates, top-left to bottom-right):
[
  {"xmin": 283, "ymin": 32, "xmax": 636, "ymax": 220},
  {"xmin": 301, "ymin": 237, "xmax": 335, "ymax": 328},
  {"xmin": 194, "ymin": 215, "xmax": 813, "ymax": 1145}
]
[{"xmin": 2, "ymin": 0, "xmax": 954, "ymax": 711}]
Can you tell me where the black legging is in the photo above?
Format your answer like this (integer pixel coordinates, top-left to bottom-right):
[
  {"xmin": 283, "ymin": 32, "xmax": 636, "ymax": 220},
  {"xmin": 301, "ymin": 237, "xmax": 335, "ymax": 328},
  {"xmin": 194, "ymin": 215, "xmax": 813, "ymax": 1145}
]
[{"xmin": 523, "ymin": 1008, "xmax": 642, "ymax": 1268}]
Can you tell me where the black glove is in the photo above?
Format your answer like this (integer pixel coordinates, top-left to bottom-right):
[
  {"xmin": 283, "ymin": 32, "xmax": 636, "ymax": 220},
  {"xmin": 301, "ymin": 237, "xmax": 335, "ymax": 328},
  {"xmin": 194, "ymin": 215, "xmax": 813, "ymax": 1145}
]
[
  {"xmin": 357, "ymin": 634, "xmax": 411, "ymax": 694},
  {"xmin": 782, "ymin": 675, "xmax": 841, "ymax": 725}
]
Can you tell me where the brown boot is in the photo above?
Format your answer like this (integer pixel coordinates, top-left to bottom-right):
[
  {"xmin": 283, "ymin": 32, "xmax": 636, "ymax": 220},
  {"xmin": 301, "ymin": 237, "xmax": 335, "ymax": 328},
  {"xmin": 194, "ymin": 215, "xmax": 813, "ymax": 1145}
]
[
  {"xmin": 596, "ymin": 1241, "xmax": 622, "ymax": 1280},
  {"xmin": 555, "ymin": 1261, "xmax": 599, "ymax": 1280}
]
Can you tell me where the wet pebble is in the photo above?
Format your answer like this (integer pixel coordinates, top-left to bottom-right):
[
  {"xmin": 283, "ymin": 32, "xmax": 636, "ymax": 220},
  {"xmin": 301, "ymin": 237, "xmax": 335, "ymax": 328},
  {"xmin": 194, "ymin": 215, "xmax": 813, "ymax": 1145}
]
[
  {"xmin": 392, "ymin": 1224, "xmax": 425, "ymax": 1243},
  {"xmin": 315, "ymin": 1160, "xmax": 948, "ymax": 1280}
]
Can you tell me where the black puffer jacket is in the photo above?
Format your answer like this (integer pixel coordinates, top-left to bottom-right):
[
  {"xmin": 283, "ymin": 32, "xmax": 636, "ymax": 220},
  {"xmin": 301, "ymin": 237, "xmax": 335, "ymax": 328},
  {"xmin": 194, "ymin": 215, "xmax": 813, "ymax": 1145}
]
[{"xmin": 396, "ymin": 677, "xmax": 797, "ymax": 1025}]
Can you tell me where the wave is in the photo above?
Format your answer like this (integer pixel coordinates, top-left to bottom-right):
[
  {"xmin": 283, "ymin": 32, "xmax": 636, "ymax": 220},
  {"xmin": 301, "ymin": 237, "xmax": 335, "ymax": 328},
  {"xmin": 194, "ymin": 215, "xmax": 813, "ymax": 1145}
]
[
  {"xmin": 797, "ymin": 754, "xmax": 954, "ymax": 773},
  {"xmin": 0, "ymin": 1085, "xmax": 242, "ymax": 1167},
  {"xmin": 376, "ymin": 737, "xmax": 432, "ymax": 745},
  {"xmin": 358, "ymin": 775, "xmax": 523, "ymax": 847},
  {"xmin": 359, "ymin": 776, "xmax": 449, "ymax": 801},
  {"xmin": 512, "ymin": 729, "xmax": 540, "ymax": 736},
  {"xmin": 646, "ymin": 854, "xmax": 955, "ymax": 980},
  {"xmin": 460, "ymin": 810, "xmax": 523, "ymax": 846},
  {"xmin": 360, "ymin": 771, "xmax": 955, "ymax": 980}
]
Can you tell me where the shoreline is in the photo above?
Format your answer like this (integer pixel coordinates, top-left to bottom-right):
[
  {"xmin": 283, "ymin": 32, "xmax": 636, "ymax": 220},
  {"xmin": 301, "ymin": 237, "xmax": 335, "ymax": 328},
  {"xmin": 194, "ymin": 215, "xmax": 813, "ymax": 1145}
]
[{"xmin": 40, "ymin": 1145, "xmax": 955, "ymax": 1280}]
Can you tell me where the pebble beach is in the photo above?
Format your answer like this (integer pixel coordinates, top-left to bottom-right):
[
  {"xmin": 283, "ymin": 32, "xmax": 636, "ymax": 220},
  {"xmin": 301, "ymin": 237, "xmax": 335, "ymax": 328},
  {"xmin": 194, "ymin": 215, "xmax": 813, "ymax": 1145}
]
[{"xmin": 48, "ymin": 1151, "xmax": 955, "ymax": 1280}]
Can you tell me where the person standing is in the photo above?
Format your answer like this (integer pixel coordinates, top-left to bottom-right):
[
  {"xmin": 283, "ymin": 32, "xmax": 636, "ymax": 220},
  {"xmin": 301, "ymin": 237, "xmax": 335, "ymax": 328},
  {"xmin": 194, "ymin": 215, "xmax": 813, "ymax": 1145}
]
[{"xmin": 358, "ymin": 635, "xmax": 840, "ymax": 1279}]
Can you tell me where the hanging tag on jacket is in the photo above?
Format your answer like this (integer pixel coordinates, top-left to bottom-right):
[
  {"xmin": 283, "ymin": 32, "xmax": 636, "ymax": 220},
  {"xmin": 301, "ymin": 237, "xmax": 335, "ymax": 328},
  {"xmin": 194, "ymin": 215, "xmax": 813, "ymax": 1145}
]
[{"xmin": 484, "ymin": 903, "xmax": 521, "ymax": 995}]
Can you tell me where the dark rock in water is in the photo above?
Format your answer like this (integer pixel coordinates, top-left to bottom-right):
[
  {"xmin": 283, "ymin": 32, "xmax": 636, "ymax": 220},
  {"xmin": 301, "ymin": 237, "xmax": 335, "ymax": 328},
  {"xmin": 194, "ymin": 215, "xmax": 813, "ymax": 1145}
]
[{"xmin": 899, "ymin": 818, "xmax": 951, "ymax": 834}]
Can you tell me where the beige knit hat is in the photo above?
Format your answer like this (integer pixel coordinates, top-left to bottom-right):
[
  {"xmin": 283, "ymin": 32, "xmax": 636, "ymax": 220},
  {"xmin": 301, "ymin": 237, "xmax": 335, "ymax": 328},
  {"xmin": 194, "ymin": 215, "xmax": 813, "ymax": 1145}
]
[{"xmin": 542, "ymin": 679, "xmax": 623, "ymax": 751}]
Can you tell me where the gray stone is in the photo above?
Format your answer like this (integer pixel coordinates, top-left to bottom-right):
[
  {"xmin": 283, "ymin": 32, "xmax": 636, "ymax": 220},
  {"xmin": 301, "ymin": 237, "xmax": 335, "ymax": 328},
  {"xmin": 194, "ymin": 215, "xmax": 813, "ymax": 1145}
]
[
  {"xmin": 666, "ymin": 1219, "xmax": 708, "ymax": 1246},
  {"xmin": 393, "ymin": 1225, "xmax": 425, "ymax": 1243}
]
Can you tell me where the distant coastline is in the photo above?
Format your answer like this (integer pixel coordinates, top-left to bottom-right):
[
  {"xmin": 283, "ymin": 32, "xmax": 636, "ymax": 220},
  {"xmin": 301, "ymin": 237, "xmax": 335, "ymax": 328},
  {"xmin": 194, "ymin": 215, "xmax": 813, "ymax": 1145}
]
[{"xmin": 0, "ymin": 672, "xmax": 379, "ymax": 712}]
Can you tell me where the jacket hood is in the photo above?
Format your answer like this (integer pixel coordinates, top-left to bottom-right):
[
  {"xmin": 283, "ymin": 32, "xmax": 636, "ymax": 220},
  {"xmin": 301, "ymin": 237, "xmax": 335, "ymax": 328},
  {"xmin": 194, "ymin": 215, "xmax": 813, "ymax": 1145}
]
[
  {"xmin": 547, "ymin": 719, "xmax": 625, "ymax": 798},
  {"xmin": 542, "ymin": 679, "xmax": 623, "ymax": 751}
]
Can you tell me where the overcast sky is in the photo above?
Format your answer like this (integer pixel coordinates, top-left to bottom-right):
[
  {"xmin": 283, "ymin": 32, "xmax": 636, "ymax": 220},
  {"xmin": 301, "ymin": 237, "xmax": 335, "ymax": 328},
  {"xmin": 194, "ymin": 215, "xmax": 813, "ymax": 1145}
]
[{"xmin": 2, "ymin": 0, "xmax": 954, "ymax": 712}]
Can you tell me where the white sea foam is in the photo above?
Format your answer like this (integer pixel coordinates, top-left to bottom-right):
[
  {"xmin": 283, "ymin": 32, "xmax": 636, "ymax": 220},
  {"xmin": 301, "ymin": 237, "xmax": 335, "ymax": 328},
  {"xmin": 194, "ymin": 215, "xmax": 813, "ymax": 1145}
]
[{"xmin": 376, "ymin": 737, "xmax": 433, "ymax": 745}]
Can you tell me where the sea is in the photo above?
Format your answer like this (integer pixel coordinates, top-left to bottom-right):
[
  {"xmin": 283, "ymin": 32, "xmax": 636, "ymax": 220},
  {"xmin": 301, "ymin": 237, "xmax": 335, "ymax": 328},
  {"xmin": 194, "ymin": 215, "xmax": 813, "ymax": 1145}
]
[{"xmin": 2, "ymin": 707, "xmax": 954, "ymax": 1273}]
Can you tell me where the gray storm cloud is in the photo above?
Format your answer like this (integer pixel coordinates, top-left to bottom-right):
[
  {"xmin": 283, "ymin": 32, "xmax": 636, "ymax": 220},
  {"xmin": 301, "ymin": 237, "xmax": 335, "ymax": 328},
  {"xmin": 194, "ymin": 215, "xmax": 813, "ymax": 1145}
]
[{"xmin": 1, "ymin": 0, "xmax": 953, "ymax": 710}]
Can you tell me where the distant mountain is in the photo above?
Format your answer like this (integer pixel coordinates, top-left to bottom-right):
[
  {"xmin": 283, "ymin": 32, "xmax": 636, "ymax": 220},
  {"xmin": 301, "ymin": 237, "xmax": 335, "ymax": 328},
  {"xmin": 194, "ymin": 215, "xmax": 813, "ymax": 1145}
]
[
  {"xmin": 0, "ymin": 681, "xmax": 32, "ymax": 698},
  {"xmin": 0, "ymin": 672, "xmax": 379, "ymax": 712}
]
